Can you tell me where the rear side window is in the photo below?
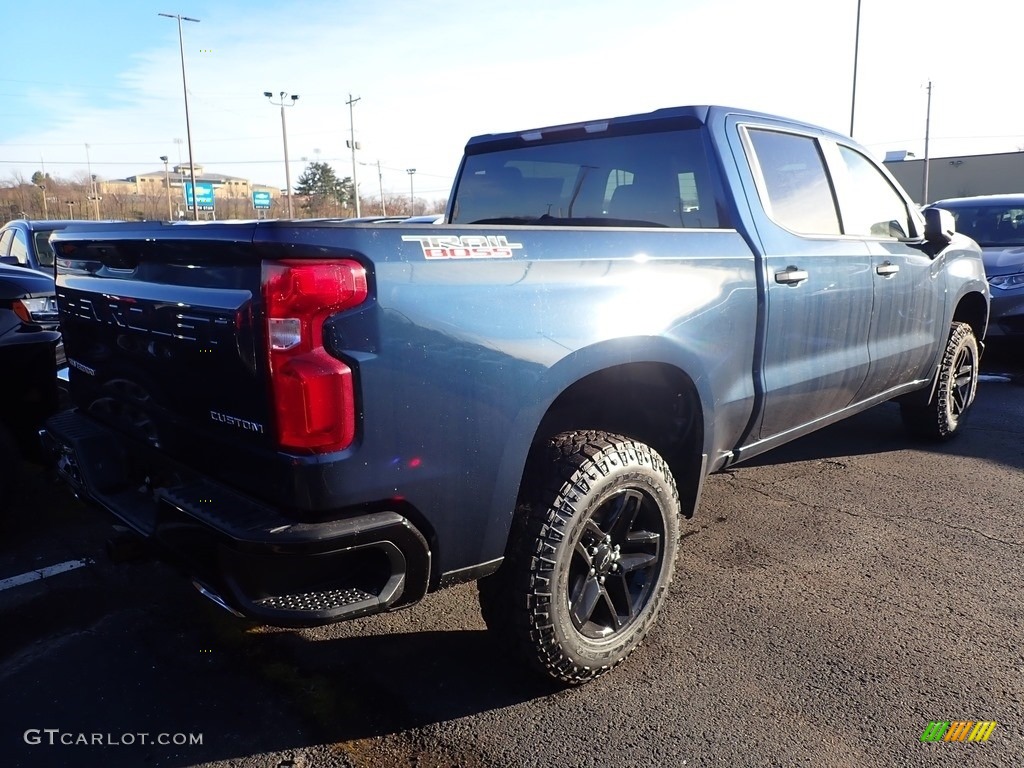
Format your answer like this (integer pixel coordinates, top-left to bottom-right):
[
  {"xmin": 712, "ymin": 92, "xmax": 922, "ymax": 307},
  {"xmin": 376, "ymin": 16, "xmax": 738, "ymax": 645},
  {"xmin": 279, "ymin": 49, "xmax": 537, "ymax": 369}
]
[
  {"xmin": 33, "ymin": 232, "xmax": 56, "ymax": 267},
  {"xmin": 746, "ymin": 128, "xmax": 841, "ymax": 235},
  {"xmin": 452, "ymin": 128, "xmax": 725, "ymax": 228}
]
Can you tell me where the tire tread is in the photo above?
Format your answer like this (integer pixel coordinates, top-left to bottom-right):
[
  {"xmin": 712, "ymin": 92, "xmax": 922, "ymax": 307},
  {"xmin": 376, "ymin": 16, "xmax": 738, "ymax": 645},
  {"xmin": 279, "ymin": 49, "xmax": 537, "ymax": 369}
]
[{"xmin": 479, "ymin": 430, "xmax": 680, "ymax": 686}]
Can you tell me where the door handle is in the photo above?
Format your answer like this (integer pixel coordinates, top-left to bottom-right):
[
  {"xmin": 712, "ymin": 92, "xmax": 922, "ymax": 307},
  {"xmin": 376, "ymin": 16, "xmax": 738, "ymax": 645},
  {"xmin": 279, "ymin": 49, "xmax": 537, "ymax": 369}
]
[
  {"xmin": 875, "ymin": 261, "xmax": 900, "ymax": 276},
  {"xmin": 775, "ymin": 267, "xmax": 809, "ymax": 285}
]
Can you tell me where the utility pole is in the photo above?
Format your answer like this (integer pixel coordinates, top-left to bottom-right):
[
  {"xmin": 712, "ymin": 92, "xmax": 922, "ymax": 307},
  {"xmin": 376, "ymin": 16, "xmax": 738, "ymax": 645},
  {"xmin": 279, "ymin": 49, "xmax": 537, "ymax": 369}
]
[
  {"xmin": 377, "ymin": 161, "xmax": 386, "ymax": 216},
  {"xmin": 84, "ymin": 143, "xmax": 100, "ymax": 220},
  {"xmin": 159, "ymin": 12, "xmax": 200, "ymax": 220},
  {"xmin": 38, "ymin": 185, "xmax": 49, "ymax": 219},
  {"xmin": 922, "ymin": 80, "xmax": 933, "ymax": 205},
  {"xmin": 346, "ymin": 94, "xmax": 361, "ymax": 217}
]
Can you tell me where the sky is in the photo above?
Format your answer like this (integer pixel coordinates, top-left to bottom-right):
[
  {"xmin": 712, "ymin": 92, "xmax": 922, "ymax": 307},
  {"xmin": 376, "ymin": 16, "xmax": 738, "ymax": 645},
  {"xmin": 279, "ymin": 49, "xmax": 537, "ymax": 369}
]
[{"xmin": 2, "ymin": 0, "xmax": 1022, "ymax": 202}]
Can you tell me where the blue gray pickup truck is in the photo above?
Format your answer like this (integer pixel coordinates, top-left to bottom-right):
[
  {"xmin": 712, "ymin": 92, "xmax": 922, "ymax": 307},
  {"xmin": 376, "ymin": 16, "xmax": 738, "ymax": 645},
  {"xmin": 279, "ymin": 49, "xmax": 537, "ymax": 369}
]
[{"xmin": 43, "ymin": 105, "xmax": 988, "ymax": 685}]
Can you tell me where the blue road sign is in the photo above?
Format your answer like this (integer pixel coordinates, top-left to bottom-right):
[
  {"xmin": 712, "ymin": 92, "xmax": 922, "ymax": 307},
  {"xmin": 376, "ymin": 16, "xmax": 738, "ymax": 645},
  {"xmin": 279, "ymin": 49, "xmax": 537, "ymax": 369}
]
[
  {"xmin": 185, "ymin": 182, "xmax": 215, "ymax": 211},
  {"xmin": 252, "ymin": 190, "xmax": 272, "ymax": 210}
]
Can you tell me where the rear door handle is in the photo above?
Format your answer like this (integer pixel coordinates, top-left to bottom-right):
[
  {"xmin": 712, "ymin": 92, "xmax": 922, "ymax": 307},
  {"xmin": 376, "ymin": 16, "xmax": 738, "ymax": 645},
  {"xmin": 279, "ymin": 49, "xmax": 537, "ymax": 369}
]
[
  {"xmin": 875, "ymin": 261, "xmax": 900, "ymax": 276},
  {"xmin": 775, "ymin": 267, "xmax": 809, "ymax": 285}
]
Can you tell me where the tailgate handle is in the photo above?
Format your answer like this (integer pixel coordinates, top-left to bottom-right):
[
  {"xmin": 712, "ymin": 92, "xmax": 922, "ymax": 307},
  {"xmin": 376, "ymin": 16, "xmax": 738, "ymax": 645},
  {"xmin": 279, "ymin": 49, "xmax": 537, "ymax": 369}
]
[{"xmin": 774, "ymin": 267, "xmax": 809, "ymax": 285}]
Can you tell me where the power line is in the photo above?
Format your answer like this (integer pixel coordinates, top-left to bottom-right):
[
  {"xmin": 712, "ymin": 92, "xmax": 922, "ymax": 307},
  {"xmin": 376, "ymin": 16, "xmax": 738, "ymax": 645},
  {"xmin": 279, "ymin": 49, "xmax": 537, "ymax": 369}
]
[
  {"xmin": 0, "ymin": 158, "xmax": 303, "ymax": 166},
  {"xmin": 0, "ymin": 158, "xmax": 455, "ymax": 179},
  {"xmin": 0, "ymin": 77, "xmax": 381, "ymax": 102},
  {"xmin": 862, "ymin": 133, "xmax": 1024, "ymax": 147}
]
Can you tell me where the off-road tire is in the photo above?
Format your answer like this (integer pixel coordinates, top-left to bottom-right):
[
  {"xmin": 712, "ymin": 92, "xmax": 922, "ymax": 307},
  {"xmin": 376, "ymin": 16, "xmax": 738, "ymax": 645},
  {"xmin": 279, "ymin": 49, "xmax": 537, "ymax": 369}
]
[
  {"xmin": 478, "ymin": 430, "xmax": 681, "ymax": 685},
  {"xmin": 901, "ymin": 321, "xmax": 979, "ymax": 441}
]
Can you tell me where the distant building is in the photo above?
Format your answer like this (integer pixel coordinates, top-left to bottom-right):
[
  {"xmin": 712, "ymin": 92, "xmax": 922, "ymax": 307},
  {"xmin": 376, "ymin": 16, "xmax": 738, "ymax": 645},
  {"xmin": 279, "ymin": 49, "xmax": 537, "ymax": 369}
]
[
  {"xmin": 884, "ymin": 150, "xmax": 1024, "ymax": 205},
  {"xmin": 99, "ymin": 164, "xmax": 278, "ymax": 201}
]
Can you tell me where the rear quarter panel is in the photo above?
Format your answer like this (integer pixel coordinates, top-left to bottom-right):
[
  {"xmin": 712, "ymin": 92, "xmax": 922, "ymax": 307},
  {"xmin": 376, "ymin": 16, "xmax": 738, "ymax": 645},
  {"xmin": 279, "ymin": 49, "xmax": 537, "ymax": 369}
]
[{"xmin": 258, "ymin": 224, "xmax": 760, "ymax": 576}]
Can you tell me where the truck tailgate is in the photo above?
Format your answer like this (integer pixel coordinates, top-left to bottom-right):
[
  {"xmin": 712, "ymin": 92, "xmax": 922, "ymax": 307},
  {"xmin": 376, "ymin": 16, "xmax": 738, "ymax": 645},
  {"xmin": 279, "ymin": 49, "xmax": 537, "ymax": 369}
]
[{"xmin": 52, "ymin": 223, "xmax": 281, "ymax": 486}]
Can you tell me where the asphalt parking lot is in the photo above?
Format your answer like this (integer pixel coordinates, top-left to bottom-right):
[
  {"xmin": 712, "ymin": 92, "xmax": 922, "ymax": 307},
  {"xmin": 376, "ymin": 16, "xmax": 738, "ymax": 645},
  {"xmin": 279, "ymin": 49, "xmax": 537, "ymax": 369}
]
[{"xmin": 1, "ymin": 344, "xmax": 1022, "ymax": 768}]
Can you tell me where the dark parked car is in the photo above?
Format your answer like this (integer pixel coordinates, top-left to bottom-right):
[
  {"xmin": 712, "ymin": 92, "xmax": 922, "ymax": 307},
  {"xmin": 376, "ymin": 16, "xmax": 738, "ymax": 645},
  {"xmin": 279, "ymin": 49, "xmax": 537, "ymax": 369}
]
[
  {"xmin": 0, "ymin": 264, "xmax": 61, "ymax": 511},
  {"xmin": 928, "ymin": 194, "xmax": 1024, "ymax": 338},
  {"xmin": 0, "ymin": 219, "xmax": 121, "ymax": 274}
]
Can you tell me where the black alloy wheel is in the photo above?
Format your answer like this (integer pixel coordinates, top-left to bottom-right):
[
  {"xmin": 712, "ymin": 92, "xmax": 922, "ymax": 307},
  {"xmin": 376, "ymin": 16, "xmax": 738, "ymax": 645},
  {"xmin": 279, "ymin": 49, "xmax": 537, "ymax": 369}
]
[
  {"xmin": 478, "ymin": 430, "xmax": 681, "ymax": 685},
  {"xmin": 566, "ymin": 486, "xmax": 665, "ymax": 639}
]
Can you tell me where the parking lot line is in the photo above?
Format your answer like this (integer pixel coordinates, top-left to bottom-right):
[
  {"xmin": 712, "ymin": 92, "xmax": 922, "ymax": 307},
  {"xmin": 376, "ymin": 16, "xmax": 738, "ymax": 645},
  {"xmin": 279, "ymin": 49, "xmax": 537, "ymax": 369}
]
[{"xmin": 0, "ymin": 559, "xmax": 93, "ymax": 592}]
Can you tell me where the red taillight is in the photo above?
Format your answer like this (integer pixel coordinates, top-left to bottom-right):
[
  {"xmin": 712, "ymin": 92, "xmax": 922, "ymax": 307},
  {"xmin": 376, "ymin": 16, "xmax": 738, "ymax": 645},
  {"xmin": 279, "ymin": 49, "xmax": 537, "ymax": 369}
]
[{"xmin": 262, "ymin": 259, "xmax": 368, "ymax": 453}]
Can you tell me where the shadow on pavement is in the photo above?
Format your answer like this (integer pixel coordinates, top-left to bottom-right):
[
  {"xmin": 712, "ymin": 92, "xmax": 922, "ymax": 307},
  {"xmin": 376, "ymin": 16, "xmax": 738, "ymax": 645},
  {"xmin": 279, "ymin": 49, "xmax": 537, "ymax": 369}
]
[
  {"xmin": 729, "ymin": 378, "xmax": 1024, "ymax": 475},
  {"xmin": 1, "ymin": 343, "xmax": 1019, "ymax": 767},
  {"xmin": 0, "ymin": 572, "xmax": 558, "ymax": 767}
]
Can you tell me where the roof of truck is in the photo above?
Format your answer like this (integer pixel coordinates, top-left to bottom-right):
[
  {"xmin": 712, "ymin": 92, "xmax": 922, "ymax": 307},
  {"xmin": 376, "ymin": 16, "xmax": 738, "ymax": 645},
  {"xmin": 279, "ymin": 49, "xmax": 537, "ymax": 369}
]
[{"xmin": 463, "ymin": 105, "xmax": 844, "ymax": 152}]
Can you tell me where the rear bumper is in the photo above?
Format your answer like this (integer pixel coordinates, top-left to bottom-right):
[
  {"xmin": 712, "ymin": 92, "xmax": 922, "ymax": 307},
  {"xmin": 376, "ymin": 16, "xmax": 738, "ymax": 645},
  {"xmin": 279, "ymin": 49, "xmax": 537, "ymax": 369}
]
[{"xmin": 41, "ymin": 409, "xmax": 431, "ymax": 626}]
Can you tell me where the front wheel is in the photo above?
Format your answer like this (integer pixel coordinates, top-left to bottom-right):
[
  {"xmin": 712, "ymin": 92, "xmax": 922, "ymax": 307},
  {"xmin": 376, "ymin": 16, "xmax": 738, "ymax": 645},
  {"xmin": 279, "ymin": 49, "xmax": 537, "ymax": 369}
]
[
  {"xmin": 478, "ymin": 431, "xmax": 681, "ymax": 685},
  {"xmin": 901, "ymin": 321, "xmax": 980, "ymax": 440}
]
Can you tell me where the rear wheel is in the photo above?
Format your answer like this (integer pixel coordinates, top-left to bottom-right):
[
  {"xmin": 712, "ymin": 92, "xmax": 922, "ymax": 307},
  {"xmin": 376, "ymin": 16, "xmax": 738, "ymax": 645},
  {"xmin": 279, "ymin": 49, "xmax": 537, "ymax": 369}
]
[
  {"xmin": 478, "ymin": 431, "xmax": 680, "ymax": 685},
  {"xmin": 901, "ymin": 321, "xmax": 979, "ymax": 440}
]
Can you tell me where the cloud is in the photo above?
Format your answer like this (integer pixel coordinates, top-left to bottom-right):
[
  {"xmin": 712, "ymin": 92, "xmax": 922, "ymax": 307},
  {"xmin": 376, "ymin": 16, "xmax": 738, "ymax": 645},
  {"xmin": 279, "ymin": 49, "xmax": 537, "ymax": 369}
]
[{"xmin": 2, "ymin": 0, "xmax": 1022, "ymax": 194}]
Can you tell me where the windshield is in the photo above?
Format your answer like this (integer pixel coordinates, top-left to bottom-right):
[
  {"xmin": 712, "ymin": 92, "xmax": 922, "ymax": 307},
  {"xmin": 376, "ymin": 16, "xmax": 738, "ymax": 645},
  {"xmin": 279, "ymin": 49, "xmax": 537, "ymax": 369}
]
[
  {"xmin": 941, "ymin": 203, "xmax": 1024, "ymax": 246},
  {"xmin": 33, "ymin": 231, "xmax": 56, "ymax": 267},
  {"xmin": 451, "ymin": 128, "xmax": 725, "ymax": 229}
]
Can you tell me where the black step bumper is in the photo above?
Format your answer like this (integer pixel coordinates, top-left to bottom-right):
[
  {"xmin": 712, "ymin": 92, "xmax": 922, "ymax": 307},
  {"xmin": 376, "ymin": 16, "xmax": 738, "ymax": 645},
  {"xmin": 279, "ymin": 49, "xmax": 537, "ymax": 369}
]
[{"xmin": 41, "ymin": 409, "xmax": 431, "ymax": 626}]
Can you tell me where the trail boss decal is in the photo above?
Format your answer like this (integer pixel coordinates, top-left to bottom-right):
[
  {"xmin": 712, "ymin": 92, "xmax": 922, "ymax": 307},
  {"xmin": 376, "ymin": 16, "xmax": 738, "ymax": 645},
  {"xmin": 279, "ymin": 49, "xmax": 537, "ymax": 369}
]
[{"xmin": 401, "ymin": 234, "xmax": 524, "ymax": 260}]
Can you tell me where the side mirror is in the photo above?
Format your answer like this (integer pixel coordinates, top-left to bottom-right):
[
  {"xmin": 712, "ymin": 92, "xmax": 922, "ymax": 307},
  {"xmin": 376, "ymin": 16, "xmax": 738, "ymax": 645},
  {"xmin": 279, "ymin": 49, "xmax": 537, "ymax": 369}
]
[
  {"xmin": 0, "ymin": 255, "xmax": 20, "ymax": 267},
  {"xmin": 924, "ymin": 207, "xmax": 955, "ymax": 248}
]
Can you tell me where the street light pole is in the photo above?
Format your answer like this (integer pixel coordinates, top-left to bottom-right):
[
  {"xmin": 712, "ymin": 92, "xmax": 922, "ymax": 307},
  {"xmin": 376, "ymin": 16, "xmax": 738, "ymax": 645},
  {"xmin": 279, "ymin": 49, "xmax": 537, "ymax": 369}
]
[
  {"xmin": 922, "ymin": 80, "xmax": 933, "ymax": 205},
  {"xmin": 160, "ymin": 155, "xmax": 172, "ymax": 220},
  {"xmin": 159, "ymin": 12, "xmax": 200, "ymax": 220},
  {"xmin": 849, "ymin": 0, "xmax": 862, "ymax": 137},
  {"xmin": 346, "ymin": 93, "xmax": 361, "ymax": 217},
  {"xmin": 407, "ymin": 168, "xmax": 416, "ymax": 216},
  {"xmin": 173, "ymin": 138, "xmax": 186, "ymax": 217},
  {"xmin": 264, "ymin": 91, "xmax": 299, "ymax": 218}
]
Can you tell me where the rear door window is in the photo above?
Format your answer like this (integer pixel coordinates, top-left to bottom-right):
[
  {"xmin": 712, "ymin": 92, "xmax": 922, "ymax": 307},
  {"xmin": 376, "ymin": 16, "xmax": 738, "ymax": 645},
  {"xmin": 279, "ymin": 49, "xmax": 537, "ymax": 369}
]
[{"xmin": 745, "ymin": 129, "xmax": 841, "ymax": 235}]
